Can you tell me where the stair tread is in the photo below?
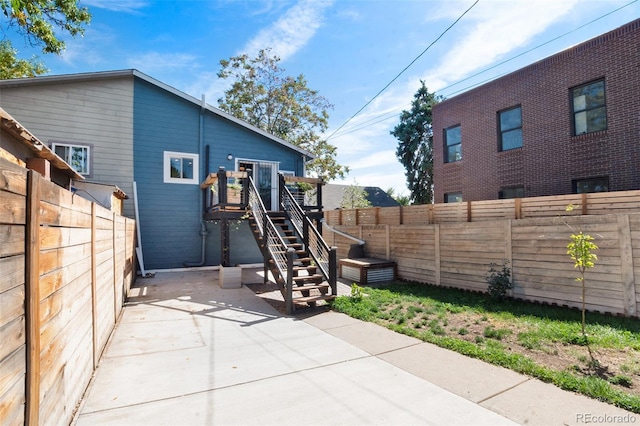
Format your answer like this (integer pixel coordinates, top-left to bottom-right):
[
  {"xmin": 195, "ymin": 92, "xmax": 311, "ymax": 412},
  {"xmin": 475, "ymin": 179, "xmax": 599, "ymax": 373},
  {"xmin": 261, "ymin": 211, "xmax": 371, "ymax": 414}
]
[
  {"xmin": 294, "ymin": 294, "xmax": 336, "ymax": 303},
  {"xmin": 293, "ymin": 283, "xmax": 330, "ymax": 291},
  {"xmin": 293, "ymin": 265, "xmax": 316, "ymax": 272}
]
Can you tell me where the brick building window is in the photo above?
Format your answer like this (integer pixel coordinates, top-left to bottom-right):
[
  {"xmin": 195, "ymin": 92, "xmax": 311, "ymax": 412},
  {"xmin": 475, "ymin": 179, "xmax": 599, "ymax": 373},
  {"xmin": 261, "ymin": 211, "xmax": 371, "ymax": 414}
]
[
  {"xmin": 444, "ymin": 192, "xmax": 462, "ymax": 203},
  {"xmin": 498, "ymin": 106, "xmax": 522, "ymax": 151},
  {"xmin": 444, "ymin": 125, "xmax": 462, "ymax": 163},
  {"xmin": 499, "ymin": 186, "xmax": 524, "ymax": 199},
  {"xmin": 572, "ymin": 80, "xmax": 606, "ymax": 135},
  {"xmin": 573, "ymin": 176, "xmax": 609, "ymax": 193}
]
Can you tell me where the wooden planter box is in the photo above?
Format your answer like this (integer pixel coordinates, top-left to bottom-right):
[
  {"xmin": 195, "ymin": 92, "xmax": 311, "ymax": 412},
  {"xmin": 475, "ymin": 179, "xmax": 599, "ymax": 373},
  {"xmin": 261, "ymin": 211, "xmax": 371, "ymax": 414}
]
[{"xmin": 339, "ymin": 258, "xmax": 397, "ymax": 286}]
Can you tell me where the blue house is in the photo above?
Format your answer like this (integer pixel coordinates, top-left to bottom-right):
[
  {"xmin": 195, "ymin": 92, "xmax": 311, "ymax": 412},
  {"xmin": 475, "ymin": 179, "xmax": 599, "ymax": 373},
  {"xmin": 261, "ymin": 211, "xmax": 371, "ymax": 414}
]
[{"xmin": 0, "ymin": 70, "xmax": 314, "ymax": 270}]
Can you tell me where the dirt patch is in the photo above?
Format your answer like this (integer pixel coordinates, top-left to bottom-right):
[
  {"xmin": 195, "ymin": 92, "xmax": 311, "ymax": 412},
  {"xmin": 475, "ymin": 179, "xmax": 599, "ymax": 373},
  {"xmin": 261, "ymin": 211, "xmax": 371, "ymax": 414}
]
[{"xmin": 390, "ymin": 304, "xmax": 640, "ymax": 397}]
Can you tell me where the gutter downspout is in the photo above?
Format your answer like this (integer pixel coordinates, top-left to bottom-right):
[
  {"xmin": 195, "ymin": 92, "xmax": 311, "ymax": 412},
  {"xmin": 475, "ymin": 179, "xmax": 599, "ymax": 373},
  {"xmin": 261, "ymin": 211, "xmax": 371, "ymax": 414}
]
[{"xmin": 184, "ymin": 94, "xmax": 209, "ymax": 267}]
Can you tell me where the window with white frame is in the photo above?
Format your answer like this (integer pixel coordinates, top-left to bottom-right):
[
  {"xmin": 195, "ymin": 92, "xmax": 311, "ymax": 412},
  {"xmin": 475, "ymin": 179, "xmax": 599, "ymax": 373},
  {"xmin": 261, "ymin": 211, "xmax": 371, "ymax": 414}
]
[
  {"xmin": 163, "ymin": 151, "xmax": 199, "ymax": 184},
  {"xmin": 52, "ymin": 142, "xmax": 91, "ymax": 175}
]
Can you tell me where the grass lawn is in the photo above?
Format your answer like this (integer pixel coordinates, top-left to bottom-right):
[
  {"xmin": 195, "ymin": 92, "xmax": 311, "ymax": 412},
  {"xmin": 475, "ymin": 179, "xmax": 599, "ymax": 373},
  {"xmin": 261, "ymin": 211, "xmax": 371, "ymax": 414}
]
[{"xmin": 330, "ymin": 281, "xmax": 640, "ymax": 413}]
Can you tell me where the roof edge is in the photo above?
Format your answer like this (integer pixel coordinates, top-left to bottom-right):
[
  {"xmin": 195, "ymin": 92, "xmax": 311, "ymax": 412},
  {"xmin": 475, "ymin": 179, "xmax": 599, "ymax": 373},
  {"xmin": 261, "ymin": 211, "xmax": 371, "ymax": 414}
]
[
  {"xmin": 0, "ymin": 69, "xmax": 316, "ymax": 160},
  {"xmin": 0, "ymin": 107, "xmax": 84, "ymax": 180}
]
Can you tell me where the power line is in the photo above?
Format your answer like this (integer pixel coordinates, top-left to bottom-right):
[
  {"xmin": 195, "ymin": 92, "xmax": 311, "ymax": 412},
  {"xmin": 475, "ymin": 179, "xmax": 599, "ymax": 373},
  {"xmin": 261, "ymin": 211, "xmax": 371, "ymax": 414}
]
[
  {"xmin": 326, "ymin": 0, "xmax": 479, "ymax": 141},
  {"xmin": 436, "ymin": 0, "xmax": 638, "ymax": 98},
  {"xmin": 329, "ymin": 0, "xmax": 638, "ymax": 141}
]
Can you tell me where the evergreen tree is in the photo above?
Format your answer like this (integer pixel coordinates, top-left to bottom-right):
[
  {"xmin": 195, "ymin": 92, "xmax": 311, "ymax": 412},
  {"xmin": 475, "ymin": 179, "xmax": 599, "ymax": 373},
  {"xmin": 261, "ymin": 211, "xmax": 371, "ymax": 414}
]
[{"xmin": 391, "ymin": 81, "xmax": 440, "ymax": 204}]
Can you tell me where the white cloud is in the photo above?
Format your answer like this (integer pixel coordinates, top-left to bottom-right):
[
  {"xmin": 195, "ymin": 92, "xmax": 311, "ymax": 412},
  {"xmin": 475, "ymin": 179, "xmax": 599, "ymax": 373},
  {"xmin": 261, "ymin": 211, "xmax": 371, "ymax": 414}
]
[
  {"xmin": 428, "ymin": 0, "xmax": 579, "ymax": 83},
  {"xmin": 347, "ymin": 150, "xmax": 397, "ymax": 170},
  {"xmin": 82, "ymin": 0, "xmax": 148, "ymax": 13},
  {"xmin": 242, "ymin": 0, "xmax": 334, "ymax": 60},
  {"xmin": 127, "ymin": 52, "xmax": 198, "ymax": 73}
]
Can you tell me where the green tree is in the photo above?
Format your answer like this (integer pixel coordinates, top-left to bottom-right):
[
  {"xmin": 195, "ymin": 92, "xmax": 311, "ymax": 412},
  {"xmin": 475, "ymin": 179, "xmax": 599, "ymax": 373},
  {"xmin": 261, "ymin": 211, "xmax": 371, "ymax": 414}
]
[
  {"xmin": 0, "ymin": 0, "xmax": 91, "ymax": 77},
  {"xmin": 385, "ymin": 186, "xmax": 410, "ymax": 206},
  {"xmin": 0, "ymin": 40, "xmax": 46, "ymax": 78},
  {"xmin": 567, "ymin": 231, "xmax": 598, "ymax": 338},
  {"xmin": 217, "ymin": 48, "xmax": 348, "ymax": 181},
  {"xmin": 340, "ymin": 183, "xmax": 371, "ymax": 209},
  {"xmin": 390, "ymin": 81, "xmax": 440, "ymax": 204},
  {"xmin": 564, "ymin": 205, "xmax": 599, "ymax": 340}
]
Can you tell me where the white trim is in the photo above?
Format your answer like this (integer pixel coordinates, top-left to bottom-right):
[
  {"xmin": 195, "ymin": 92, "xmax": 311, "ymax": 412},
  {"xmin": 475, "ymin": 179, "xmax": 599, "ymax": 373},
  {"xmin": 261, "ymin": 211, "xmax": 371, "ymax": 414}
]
[
  {"xmin": 163, "ymin": 151, "xmax": 199, "ymax": 184},
  {"xmin": 51, "ymin": 141, "xmax": 91, "ymax": 176},
  {"xmin": 237, "ymin": 158, "xmax": 280, "ymax": 210}
]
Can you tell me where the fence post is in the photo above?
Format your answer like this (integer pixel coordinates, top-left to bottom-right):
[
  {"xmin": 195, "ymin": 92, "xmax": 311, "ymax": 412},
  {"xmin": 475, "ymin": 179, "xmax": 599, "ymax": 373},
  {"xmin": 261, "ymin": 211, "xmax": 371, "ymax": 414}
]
[
  {"xmin": 618, "ymin": 214, "xmax": 637, "ymax": 316},
  {"xmin": 434, "ymin": 224, "xmax": 441, "ymax": 285},
  {"xmin": 385, "ymin": 225, "xmax": 390, "ymax": 260},
  {"xmin": 112, "ymin": 212, "xmax": 118, "ymax": 322},
  {"xmin": 91, "ymin": 204, "xmax": 98, "ymax": 368},
  {"xmin": 515, "ymin": 198, "xmax": 522, "ymax": 220},
  {"xmin": 506, "ymin": 220, "xmax": 513, "ymax": 293},
  {"xmin": 25, "ymin": 170, "xmax": 41, "ymax": 426},
  {"xmin": 581, "ymin": 193, "xmax": 588, "ymax": 215}
]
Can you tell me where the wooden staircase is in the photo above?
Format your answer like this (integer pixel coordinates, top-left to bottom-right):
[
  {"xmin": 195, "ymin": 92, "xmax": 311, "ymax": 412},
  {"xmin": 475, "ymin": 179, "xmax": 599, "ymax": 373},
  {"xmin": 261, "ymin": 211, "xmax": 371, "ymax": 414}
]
[{"xmin": 247, "ymin": 177, "xmax": 337, "ymax": 314}]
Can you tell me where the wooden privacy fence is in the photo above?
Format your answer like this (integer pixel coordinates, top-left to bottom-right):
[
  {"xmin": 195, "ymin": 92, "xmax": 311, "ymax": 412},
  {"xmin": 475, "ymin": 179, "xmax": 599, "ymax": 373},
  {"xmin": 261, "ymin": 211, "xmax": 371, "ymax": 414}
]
[
  {"xmin": 0, "ymin": 159, "xmax": 136, "ymax": 426},
  {"xmin": 325, "ymin": 190, "xmax": 640, "ymax": 226},
  {"xmin": 326, "ymin": 210, "xmax": 640, "ymax": 319}
]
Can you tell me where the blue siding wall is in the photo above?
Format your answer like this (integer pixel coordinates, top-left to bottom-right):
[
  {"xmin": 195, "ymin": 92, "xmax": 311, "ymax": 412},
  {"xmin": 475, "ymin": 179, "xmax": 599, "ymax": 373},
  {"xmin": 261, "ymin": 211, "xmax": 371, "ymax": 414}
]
[
  {"xmin": 133, "ymin": 78, "xmax": 306, "ymax": 269},
  {"xmin": 133, "ymin": 80, "xmax": 204, "ymax": 269},
  {"xmin": 203, "ymin": 111, "xmax": 306, "ymax": 175}
]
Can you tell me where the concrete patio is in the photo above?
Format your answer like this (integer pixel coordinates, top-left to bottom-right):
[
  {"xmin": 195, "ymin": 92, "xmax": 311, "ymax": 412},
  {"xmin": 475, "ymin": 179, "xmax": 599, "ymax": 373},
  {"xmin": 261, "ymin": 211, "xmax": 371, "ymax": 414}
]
[{"xmin": 73, "ymin": 269, "xmax": 637, "ymax": 425}]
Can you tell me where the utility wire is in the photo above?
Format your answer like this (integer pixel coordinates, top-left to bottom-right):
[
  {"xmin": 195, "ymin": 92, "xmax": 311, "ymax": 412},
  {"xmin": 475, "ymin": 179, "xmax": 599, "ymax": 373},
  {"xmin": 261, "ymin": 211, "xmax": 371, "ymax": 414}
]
[
  {"xmin": 329, "ymin": 0, "xmax": 638, "ymax": 141},
  {"xmin": 437, "ymin": 0, "xmax": 638, "ymax": 98},
  {"xmin": 325, "ymin": 0, "xmax": 479, "ymax": 140}
]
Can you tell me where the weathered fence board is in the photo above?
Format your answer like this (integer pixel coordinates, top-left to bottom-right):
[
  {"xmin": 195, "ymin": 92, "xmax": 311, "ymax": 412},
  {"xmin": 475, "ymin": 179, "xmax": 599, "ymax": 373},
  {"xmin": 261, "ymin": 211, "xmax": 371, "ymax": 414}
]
[
  {"xmin": 0, "ymin": 160, "xmax": 26, "ymax": 426},
  {"xmin": 0, "ymin": 157, "xmax": 136, "ymax": 426}
]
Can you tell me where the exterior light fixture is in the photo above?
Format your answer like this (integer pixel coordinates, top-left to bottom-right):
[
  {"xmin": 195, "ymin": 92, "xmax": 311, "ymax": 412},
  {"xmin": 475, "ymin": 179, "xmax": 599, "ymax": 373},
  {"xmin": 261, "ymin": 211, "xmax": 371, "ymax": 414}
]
[{"xmin": 227, "ymin": 154, "xmax": 233, "ymax": 160}]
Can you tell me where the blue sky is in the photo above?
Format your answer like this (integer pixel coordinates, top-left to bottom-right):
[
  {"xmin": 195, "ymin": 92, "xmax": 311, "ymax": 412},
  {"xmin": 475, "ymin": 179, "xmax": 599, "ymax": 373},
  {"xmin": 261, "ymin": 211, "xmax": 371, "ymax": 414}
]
[{"xmin": 10, "ymin": 0, "xmax": 639, "ymax": 195}]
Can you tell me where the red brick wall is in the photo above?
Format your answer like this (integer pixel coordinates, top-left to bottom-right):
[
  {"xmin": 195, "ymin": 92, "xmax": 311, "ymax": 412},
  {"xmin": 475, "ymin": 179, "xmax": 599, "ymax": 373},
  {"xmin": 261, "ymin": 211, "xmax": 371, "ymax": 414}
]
[{"xmin": 433, "ymin": 19, "xmax": 640, "ymax": 203}]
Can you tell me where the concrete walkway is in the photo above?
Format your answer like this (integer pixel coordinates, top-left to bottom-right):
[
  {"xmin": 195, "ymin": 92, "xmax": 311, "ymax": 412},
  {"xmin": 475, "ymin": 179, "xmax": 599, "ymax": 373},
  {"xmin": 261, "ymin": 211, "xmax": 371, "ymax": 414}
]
[{"xmin": 73, "ymin": 270, "xmax": 637, "ymax": 426}]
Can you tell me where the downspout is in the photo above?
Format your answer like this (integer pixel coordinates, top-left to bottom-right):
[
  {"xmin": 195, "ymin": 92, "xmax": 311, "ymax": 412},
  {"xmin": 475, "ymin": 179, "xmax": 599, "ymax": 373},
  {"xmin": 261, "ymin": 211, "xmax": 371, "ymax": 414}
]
[{"xmin": 184, "ymin": 94, "xmax": 209, "ymax": 267}]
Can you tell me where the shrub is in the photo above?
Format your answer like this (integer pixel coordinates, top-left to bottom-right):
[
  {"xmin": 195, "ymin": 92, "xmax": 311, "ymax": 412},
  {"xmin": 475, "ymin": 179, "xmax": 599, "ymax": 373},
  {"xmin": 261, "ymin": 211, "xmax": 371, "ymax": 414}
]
[{"xmin": 486, "ymin": 260, "xmax": 513, "ymax": 300}]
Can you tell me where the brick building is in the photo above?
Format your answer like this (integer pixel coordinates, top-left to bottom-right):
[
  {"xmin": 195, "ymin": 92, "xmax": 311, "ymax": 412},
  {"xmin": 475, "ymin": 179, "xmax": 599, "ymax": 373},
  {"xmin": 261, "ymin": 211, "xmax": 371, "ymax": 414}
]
[{"xmin": 432, "ymin": 19, "xmax": 640, "ymax": 203}]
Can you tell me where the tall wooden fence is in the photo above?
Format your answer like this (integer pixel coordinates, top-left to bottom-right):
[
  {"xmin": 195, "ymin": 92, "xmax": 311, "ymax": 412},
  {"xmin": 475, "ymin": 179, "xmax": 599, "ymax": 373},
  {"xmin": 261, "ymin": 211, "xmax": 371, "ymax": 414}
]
[
  {"xmin": 0, "ymin": 159, "xmax": 136, "ymax": 426},
  {"xmin": 325, "ymin": 190, "xmax": 640, "ymax": 226},
  {"xmin": 325, "ymin": 192, "xmax": 640, "ymax": 318}
]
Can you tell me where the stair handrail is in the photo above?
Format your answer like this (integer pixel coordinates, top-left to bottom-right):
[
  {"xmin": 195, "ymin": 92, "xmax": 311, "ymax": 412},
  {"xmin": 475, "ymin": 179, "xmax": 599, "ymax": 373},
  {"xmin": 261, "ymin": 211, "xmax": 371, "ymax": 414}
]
[
  {"xmin": 279, "ymin": 175, "xmax": 337, "ymax": 293},
  {"xmin": 248, "ymin": 177, "xmax": 294, "ymax": 310},
  {"xmin": 320, "ymin": 218, "xmax": 365, "ymax": 245}
]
